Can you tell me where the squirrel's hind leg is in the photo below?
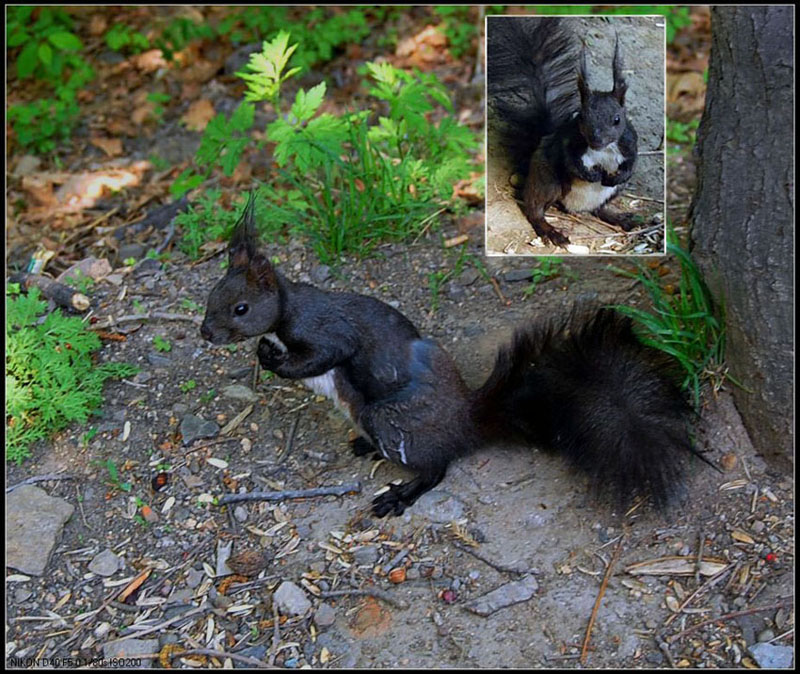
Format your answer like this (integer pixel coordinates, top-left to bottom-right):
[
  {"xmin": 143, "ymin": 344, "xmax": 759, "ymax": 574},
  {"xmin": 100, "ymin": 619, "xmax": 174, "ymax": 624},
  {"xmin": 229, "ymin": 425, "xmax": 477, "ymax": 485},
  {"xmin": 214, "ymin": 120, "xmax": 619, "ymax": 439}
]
[
  {"xmin": 523, "ymin": 155, "xmax": 570, "ymax": 247},
  {"xmin": 592, "ymin": 204, "xmax": 643, "ymax": 232}
]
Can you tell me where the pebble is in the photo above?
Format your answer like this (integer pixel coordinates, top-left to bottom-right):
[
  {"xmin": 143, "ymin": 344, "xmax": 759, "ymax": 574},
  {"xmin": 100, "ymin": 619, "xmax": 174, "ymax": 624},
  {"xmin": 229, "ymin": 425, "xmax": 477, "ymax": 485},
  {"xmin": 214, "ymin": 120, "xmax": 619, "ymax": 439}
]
[
  {"xmin": 757, "ymin": 629, "xmax": 776, "ymax": 642},
  {"xmin": 180, "ymin": 414, "xmax": 220, "ymax": 446},
  {"xmin": 313, "ymin": 602, "xmax": 336, "ymax": 631},
  {"xmin": 222, "ymin": 384, "xmax": 259, "ymax": 403},
  {"xmin": 748, "ymin": 643, "xmax": 793, "ymax": 669},
  {"xmin": 273, "ymin": 581, "xmax": 312, "ymax": 616},
  {"xmin": 88, "ymin": 549, "xmax": 123, "ymax": 577}
]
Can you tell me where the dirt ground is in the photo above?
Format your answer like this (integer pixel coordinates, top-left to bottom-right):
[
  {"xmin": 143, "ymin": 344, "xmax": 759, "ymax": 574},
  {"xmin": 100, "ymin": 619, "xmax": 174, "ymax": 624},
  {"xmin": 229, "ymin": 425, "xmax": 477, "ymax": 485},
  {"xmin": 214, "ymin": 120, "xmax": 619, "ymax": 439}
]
[
  {"xmin": 6, "ymin": 223, "xmax": 794, "ymax": 668},
  {"xmin": 486, "ymin": 15, "xmax": 667, "ymax": 256}
]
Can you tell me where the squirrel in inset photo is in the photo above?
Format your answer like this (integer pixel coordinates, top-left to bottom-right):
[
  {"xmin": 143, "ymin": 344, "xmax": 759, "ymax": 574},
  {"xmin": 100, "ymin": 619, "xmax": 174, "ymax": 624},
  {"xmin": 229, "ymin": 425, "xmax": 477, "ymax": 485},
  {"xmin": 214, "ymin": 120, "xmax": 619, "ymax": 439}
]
[
  {"xmin": 488, "ymin": 17, "xmax": 640, "ymax": 247},
  {"xmin": 201, "ymin": 195, "xmax": 708, "ymax": 517}
]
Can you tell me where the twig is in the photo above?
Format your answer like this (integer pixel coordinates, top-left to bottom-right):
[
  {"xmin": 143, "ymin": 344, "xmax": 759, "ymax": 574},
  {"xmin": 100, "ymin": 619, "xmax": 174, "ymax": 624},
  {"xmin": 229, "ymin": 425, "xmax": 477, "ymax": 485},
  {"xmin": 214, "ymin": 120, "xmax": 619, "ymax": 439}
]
[
  {"xmin": 218, "ymin": 482, "xmax": 361, "ymax": 505},
  {"xmin": 183, "ymin": 437, "xmax": 242, "ymax": 456},
  {"xmin": 580, "ymin": 535, "xmax": 625, "ymax": 665},
  {"xmin": 319, "ymin": 588, "xmax": 409, "ymax": 610},
  {"xmin": 411, "ymin": 207, "xmax": 447, "ymax": 244},
  {"xmin": 104, "ymin": 605, "xmax": 208, "ymax": 646},
  {"xmin": 621, "ymin": 192, "xmax": 665, "ymax": 203},
  {"xmin": 159, "ymin": 648, "xmax": 275, "ymax": 668},
  {"xmin": 88, "ymin": 311, "xmax": 202, "ymax": 330},
  {"xmin": 666, "ymin": 598, "xmax": 795, "ymax": 644},
  {"xmin": 488, "ymin": 276, "xmax": 510, "ymax": 306},
  {"xmin": 268, "ymin": 601, "xmax": 280, "ymax": 667},
  {"xmin": 663, "ymin": 566, "xmax": 733, "ymax": 627},
  {"xmin": 452, "ymin": 541, "xmax": 534, "ymax": 576},
  {"xmin": 7, "ymin": 473, "xmax": 76, "ymax": 493},
  {"xmin": 276, "ymin": 414, "xmax": 301, "ymax": 467}
]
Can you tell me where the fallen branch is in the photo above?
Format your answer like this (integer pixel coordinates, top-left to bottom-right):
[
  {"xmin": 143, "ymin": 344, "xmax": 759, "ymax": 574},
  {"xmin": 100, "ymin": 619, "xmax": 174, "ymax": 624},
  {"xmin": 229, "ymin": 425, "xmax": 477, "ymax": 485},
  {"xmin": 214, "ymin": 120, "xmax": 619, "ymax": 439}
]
[
  {"xmin": 88, "ymin": 311, "xmax": 202, "ymax": 330},
  {"xmin": 6, "ymin": 473, "xmax": 76, "ymax": 493},
  {"xmin": 8, "ymin": 272, "xmax": 90, "ymax": 312},
  {"xmin": 319, "ymin": 588, "xmax": 409, "ymax": 610},
  {"xmin": 666, "ymin": 598, "xmax": 794, "ymax": 644},
  {"xmin": 452, "ymin": 541, "xmax": 534, "ymax": 576},
  {"xmin": 581, "ymin": 535, "xmax": 625, "ymax": 665},
  {"xmin": 218, "ymin": 482, "xmax": 361, "ymax": 505}
]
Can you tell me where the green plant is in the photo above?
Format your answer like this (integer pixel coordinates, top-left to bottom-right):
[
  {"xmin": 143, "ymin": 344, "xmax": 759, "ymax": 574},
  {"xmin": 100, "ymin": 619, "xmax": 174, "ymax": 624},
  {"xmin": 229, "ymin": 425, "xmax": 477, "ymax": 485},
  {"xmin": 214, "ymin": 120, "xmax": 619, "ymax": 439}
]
[
  {"xmin": 80, "ymin": 426, "xmax": 98, "ymax": 448},
  {"xmin": 177, "ymin": 31, "xmax": 480, "ymax": 262},
  {"xmin": 180, "ymin": 379, "xmax": 197, "ymax": 393},
  {"xmin": 522, "ymin": 257, "xmax": 567, "ymax": 297},
  {"xmin": 611, "ymin": 229, "xmax": 729, "ymax": 408},
  {"xmin": 155, "ymin": 16, "xmax": 215, "ymax": 61},
  {"xmin": 8, "ymin": 96, "xmax": 81, "ymax": 154},
  {"xmin": 7, "ymin": 6, "xmax": 86, "ymax": 83},
  {"xmin": 153, "ymin": 335, "xmax": 172, "ymax": 352},
  {"xmin": 174, "ymin": 189, "xmax": 274, "ymax": 260},
  {"xmin": 427, "ymin": 243, "xmax": 478, "ymax": 311},
  {"xmin": 63, "ymin": 269, "xmax": 95, "ymax": 294},
  {"xmin": 228, "ymin": 6, "xmax": 373, "ymax": 70},
  {"xmin": 434, "ymin": 6, "xmax": 477, "ymax": 58},
  {"xmin": 6, "ymin": 285, "xmax": 137, "ymax": 463},
  {"xmin": 7, "ymin": 6, "xmax": 94, "ymax": 153},
  {"xmin": 105, "ymin": 22, "xmax": 150, "ymax": 53},
  {"xmin": 147, "ymin": 91, "xmax": 171, "ymax": 123},
  {"xmin": 180, "ymin": 298, "xmax": 202, "ymax": 313},
  {"xmin": 98, "ymin": 458, "xmax": 133, "ymax": 492},
  {"xmin": 667, "ymin": 118, "xmax": 700, "ymax": 152}
]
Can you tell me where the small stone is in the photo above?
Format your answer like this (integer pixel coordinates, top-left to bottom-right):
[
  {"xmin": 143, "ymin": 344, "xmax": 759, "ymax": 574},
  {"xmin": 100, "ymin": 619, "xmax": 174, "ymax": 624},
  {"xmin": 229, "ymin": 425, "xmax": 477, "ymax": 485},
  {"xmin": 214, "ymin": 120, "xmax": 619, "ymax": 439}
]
[
  {"xmin": 273, "ymin": 581, "xmax": 312, "ymax": 616},
  {"xmin": 748, "ymin": 643, "xmax": 793, "ymax": 669},
  {"xmin": 222, "ymin": 384, "xmax": 259, "ymax": 403},
  {"xmin": 103, "ymin": 638, "xmax": 159, "ymax": 667},
  {"xmin": 757, "ymin": 629, "xmax": 776, "ymax": 643},
  {"xmin": 502, "ymin": 268, "xmax": 534, "ymax": 283},
  {"xmin": 88, "ymin": 549, "xmax": 123, "ymax": 577},
  {"xmin": 313, "ymin": 602, "xmax": 336, "ymax": 630},
  {"xmin": 180, "ymin": 414, "xmax": 220, "ymax": 446}
]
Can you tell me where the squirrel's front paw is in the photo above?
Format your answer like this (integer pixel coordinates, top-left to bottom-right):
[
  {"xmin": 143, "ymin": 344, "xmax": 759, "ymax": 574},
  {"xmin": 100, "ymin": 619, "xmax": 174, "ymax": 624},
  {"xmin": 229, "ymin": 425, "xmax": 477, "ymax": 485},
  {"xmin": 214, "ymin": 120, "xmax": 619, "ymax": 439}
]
[{"xmin": 257, "ymin": 336, "xmax": 286, "ymax": 370}]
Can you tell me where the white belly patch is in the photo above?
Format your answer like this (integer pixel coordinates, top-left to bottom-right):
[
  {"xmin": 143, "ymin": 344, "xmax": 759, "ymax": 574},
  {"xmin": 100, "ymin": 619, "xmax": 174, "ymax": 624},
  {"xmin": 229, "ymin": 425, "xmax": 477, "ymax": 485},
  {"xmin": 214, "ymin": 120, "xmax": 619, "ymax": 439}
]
[{"xmin": 562, "ymin": 180, "xmax": 619, "ymax": 212}]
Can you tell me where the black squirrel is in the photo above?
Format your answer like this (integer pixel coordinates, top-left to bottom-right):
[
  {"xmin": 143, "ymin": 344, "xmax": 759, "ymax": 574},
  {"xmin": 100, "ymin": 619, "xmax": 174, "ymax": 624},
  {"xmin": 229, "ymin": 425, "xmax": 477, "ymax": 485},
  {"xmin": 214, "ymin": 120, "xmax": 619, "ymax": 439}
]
[
  {"xmin": 488, "ymin": 16, "xmax": 639, "ymax": 247},
  {"xmin": 201, "ymin": 196, "xmax": 704, "ymax": 517}
]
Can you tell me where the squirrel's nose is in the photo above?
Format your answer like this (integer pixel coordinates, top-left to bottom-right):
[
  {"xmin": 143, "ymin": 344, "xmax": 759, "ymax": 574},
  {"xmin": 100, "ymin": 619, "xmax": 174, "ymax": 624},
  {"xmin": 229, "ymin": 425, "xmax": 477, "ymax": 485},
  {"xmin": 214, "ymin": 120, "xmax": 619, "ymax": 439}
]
[{"xmin": 200, "ymin": 321, "xmax": 212, "ymax": 341}]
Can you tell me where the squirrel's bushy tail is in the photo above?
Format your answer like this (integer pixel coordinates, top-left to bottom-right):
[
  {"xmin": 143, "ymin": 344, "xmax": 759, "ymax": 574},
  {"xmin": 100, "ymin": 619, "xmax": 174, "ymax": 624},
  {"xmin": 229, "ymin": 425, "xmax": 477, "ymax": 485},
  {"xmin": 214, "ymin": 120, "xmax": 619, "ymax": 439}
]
[
  {"xmin": 471, "ymin": 308, "xmax": 697, "ymax": 507},
  {"xmin": 487, "ymin": 16, "xmax": 579, "ymax": 176}
]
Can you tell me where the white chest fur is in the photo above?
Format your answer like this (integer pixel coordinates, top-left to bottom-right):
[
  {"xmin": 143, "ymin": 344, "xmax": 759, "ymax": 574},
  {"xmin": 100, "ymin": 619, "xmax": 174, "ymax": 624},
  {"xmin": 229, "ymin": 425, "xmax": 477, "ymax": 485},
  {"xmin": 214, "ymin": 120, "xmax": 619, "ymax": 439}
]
[
  {"xmin": 263, "ymin": 333, "xmax": 352, "ymax": 421},
  {"xmin": 581, "ymin": 142, "xmax": 624, "ymax": 172},
  {"xmin": 562, "ymin": 142, "xmax": 623, "ymax": 213}
]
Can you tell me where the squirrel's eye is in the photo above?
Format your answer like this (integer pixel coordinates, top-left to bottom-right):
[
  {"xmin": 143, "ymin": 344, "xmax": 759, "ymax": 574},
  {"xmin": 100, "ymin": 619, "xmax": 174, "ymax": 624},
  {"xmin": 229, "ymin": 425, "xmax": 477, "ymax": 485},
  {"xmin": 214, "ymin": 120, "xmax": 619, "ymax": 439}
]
[
  {"xmin": 234, "ymin": 303, "xmax": 249, "ymax": 316},
  {"xmin": 613, "ymin": 115, "xmax": 621, "ymax": 125}
]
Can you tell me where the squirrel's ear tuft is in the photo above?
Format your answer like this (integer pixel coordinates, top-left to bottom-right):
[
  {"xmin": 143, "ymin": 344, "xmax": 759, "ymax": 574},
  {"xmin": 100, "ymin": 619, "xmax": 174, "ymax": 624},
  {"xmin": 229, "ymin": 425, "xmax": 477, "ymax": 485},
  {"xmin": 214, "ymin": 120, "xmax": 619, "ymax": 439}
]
[
  {"xmin": 611, "ymin": 34, "xmax": 627, "ymax": 104},
  {"xmin": 229, "ymin": 191, "xmax": 258, "ymax": 269},
  {"xmin": 577, "ymin": 47, "xmax": 590, "ymax": 106}
]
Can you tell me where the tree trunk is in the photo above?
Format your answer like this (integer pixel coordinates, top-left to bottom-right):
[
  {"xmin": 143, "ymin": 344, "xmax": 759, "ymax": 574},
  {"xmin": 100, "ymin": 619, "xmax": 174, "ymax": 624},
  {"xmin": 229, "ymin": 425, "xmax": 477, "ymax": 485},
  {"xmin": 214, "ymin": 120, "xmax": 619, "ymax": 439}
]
[{"xmin": 689, "ymin": 6, "xmax": 794, "ymax": 469}]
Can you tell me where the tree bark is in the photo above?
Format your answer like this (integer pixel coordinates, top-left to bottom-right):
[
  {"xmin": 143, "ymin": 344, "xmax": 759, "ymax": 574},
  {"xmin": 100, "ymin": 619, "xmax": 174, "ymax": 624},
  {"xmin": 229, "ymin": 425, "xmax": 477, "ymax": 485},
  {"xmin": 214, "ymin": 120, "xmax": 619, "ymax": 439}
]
[{"xmin": 689, "ymin": 6, "xmax": 794, "ymax": 469}]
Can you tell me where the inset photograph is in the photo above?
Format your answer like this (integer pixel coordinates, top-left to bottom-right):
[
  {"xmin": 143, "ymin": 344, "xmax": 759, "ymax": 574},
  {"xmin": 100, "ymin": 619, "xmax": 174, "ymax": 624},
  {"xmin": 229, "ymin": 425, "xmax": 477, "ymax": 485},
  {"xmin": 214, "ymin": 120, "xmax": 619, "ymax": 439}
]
[{"xmin": 486, "ymin": 15, "xmax": 666, "ymax": 255}]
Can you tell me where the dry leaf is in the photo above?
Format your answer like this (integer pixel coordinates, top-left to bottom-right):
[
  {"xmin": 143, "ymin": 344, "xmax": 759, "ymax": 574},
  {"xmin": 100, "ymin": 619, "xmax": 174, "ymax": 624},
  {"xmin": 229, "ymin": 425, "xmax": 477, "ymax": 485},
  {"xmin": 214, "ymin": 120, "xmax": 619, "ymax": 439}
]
[
  {"xmin": 91, "ymin": 136, "xmax": 124, "ymax": 157},
  {"xmin": 182, "ymin": 99, "xmax": 216, "ymax": 131},
  {"xmin": 626, "ymin": 556, "xmax": 728, "ymax": 577}
]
